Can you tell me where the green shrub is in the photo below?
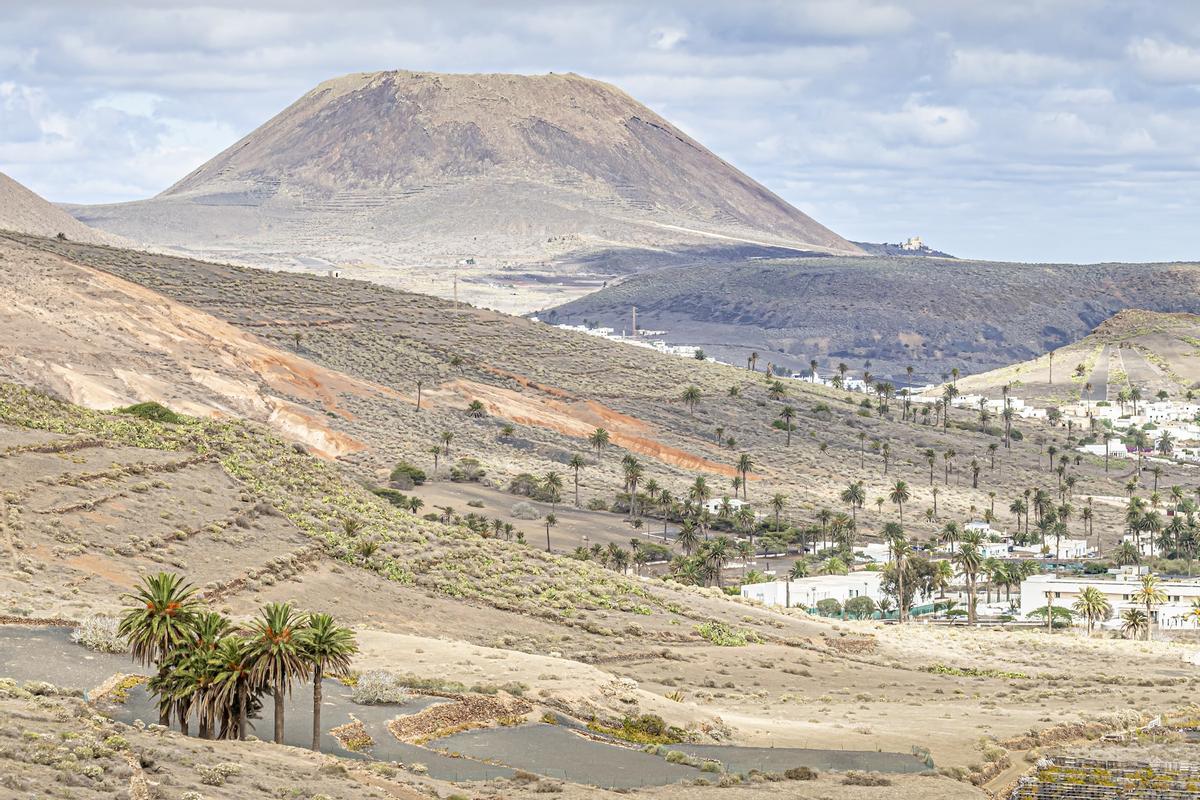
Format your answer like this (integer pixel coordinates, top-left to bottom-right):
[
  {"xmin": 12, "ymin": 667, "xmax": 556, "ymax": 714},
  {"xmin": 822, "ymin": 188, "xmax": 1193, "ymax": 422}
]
[
  {"xmin": 815, "ymin": 598, "xmax": 842, "ymax": 617},
  {"xmin": 589, "ymin": 713, "xmax": 683, "ymax": 745},
  {"xmin": 785, "ymin": 766, "xmax": 818, "ymax": 780},
  {"xmin": 696, "ymin": 620, "xmax": 761, "ymax": 646},
  {"xmin": 371, "ymin": 487, "xmax": 410, "ymax": 507},
  {"xmin": 116, "ymin": 402, "xmax": 186, "ymax": 424},
  {"xmin": 449, "ymin": 457, "xmax": 486, "ymax": 483},
  {"xmin": 388, "ymin": 461, "xmax": 426, "ymax": 488},
  {"xmin": 844, "ymin": 596, "xmax": 877, "ymax": 619}
]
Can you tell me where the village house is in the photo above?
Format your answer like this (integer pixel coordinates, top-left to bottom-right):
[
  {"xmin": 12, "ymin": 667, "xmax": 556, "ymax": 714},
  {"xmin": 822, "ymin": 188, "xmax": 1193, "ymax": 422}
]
[
  {"xmin": 1020, "ymin": 568, "xmax": 1200, "ymax": 630},
  {"xmin": 741, "ymin": 572, "xmax": 888, "ymax": 609}
]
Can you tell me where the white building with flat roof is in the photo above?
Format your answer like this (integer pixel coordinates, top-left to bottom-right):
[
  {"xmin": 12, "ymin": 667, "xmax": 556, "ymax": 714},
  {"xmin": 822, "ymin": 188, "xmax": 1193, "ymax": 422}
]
[
  {"xmin": 1020, "ymin": 570, "xmax": 1200, "ymax": 630},
  {"xmin": 1012, "ymin": 538, "xmax": 1091, "ymax": 560},
  {"xmin": 704, "ymin": 497, "xmax": 749, "ymax": 516},
  {"xmin": 741, "ymin": 573, "xmax": 886, "ymax": 609}
]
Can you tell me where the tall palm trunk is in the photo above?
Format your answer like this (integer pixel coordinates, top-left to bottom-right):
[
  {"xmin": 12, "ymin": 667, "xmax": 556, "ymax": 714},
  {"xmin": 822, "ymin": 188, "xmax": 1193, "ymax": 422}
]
[
  {"xmin": 274, "ymin": 679, "xmax": 285, "ymax": 744},
  {"xmin": 311, "ymin": 664, "xmax": 323, "ymax": 751},
  {"xmin": 238, "ymin": 681, "xmax": 248, "ymax": 740},
  {"xmin": 966, "ymin": 577, "xmax": 977, "ymax": 624}
]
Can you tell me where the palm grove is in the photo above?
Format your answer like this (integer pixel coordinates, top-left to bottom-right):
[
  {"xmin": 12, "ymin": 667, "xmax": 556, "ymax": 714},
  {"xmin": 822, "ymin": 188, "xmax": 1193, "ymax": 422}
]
[
  {"xmin": 118, "ymin": 572, "xmax": 357, "ymax": 750},
  {"xmin": 493, "ymin": 366, "xmax": 1200, "ymax": 632}
]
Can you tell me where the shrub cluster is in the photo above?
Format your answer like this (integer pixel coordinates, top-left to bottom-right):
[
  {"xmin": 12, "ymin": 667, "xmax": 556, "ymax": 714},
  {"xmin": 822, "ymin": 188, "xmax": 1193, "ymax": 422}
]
[
  {"xmin": 71, "ymin": 616, "xmax": 129, "ymax": 654},
  {"xmin": 351, "ymin": 670, "xmax": 410, "ymax": 704}
]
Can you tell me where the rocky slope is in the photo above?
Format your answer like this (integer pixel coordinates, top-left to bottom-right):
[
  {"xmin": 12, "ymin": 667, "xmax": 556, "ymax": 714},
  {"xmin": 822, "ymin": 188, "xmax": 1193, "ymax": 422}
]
[
  {"xmin": 542, "ymin": 256, "xmax": 1200, "ymax": 381},
  {"xmin": 68, "ymin": 70, "xmax": 859, "ymax": 311},
  {"xmin": 0, "ymin": 232, "xmax": 392, "ymax": 457}
]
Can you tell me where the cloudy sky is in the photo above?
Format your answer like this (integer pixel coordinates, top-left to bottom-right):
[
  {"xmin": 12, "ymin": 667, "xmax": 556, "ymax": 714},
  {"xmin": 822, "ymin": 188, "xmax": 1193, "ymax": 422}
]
[{"xmin": 3, "ymin": 0, "xmax": 1198, "ymax": 263}]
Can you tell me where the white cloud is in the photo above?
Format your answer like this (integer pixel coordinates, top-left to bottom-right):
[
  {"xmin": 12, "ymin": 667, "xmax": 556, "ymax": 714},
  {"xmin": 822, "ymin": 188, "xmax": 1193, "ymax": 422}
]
[
  {"xmin": 1127, "ymin": 38, "xmax": 1200, "ymax": 83},
  {"xmin": 870, "ymin": 98, "xmax": 977, "ymax": 146},
  {"xmin": 792, "ymin": 1, "xmax": 913, "ymax": 38},
  {"xmin": 651, "ymin": 28, "xmax": 687, "ymax": 51},
  {"xmin": 949, "ymin": 48, "xmax": 1082, "ymax": 85}
]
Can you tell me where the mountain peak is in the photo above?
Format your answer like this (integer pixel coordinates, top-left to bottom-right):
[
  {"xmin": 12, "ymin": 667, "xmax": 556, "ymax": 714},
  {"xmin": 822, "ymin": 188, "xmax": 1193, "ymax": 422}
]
[{"xmin": 75, "ymin": 70, "xmax": 858, "ymax": 285}]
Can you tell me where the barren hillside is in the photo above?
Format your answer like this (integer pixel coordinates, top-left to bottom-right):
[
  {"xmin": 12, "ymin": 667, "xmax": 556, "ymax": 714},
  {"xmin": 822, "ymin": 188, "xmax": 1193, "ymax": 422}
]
[
  {"xmin": 953, "ymin": 309, "xmax": 1200, "ymax": 404},
  {"xmin": 68, "ymin": 70, "xmax": 859, "ymax": 311},
  {"xmin": 7, "ymin": 233, "xmax": 1176, "ymax": 559},
  {"xmin": 0, "ymin": 171, "xmax": 123, "ymax": 245},
  {"xmin": 544, "ymin": 256, "xmax": 1200, "ymax": 380},
  {"xmin": 0, "ymin": 233, "xmax": 390, "ymax": 457}
]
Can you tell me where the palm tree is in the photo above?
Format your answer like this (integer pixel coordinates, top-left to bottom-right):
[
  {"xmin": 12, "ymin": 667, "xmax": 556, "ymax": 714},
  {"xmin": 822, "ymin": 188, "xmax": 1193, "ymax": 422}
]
[
  {"xmin": 428, "ymin": 445, "xmax": 442, "ymax": 475},
  {"xmin": 299, "ymin": 614, "xmax": 358, "ymax": 751},
  {"xmin": 681, "ymin": 385, "xmax": 702, "ymax": 415},
  {"xmin": 440, "ymin": 430, "xmax": 453, "ymax": 455},
  {"xmin": 770, "ymin": 493, "xmax": 787, "ymax": 530},
  {"xmin": 544, "ymin": 513, "xmax": 558, "ymax": 552},
  {"xmin": 735, "ymin": 453, "xmax": 753, "ymax": 500},
  {"xmin": 703, "ymin": 536, "xmax": 732, "ymax": 588},
  {"xmin": 735, "ymin": 504, "xmax": 757, "ymax": 548},
  {"xmin": 954, "ymin": 543, "xmax": 983, "ymax": 624},
  {"xmin": 889, "ymin": 480, "xmax": 910, "ymax": 523},
  {"xmin": 676, "ymin": 518, "xmax": 700, "ymax": 556},
  {"xmin": 778, "ymin": 405, "xmax": 796, "ymax": 445},
  {"xmin": 186, "ymin": 611, "xmax": 231, "ymax": 738},
  {"xmin": 1121, "ymin": 608, "xmax": 1149, "ymax": 640},
  {"xmin": 1072, "ymin": 587, "xmax": 1111, "ymax": 635},
  {"xmin": 1132, "ymin": 573, "xmax": 1167, "ymax": 641},
  {"xmin": 939, "ymin": 521, "xmax": 961, "ymax": 552},
  {"xmin": 621, "ymin": 458, "xmax": 643, "ymax": 517},
  {"xmin": 210, "ymin": 635, "xmax": 257, "ymax": 740},
  {"xmin": 1114, "ymin": 540, "xmax": 1140, "ymax": 566},
  {"xmin": 567, "ymin": 453, "xmax": 585, "ymax": 507},
  {"xmin": 589, "ymin": 427, "xmax": 610, "ymax": 455},
  {"xmin": 887, "ymin": 527, "xmax": 911, "ymax": 623},
  {"xmin": 924, "ymin": 449, "xmax": 936, "ymax": 486},
  {"xmin": 247, "ymin": 602, "xmax": 310, "ymax": 745},
  {"xmin": 840, "ymin": 481, "xmax": 865, "ymax": 524},
  {"xmin": 118, "ymin": 572, "xmax": 201, "ymax": 727},
  {"xmin": 542, "ymin": 470, "xmax": 564, "ymax": 510}
]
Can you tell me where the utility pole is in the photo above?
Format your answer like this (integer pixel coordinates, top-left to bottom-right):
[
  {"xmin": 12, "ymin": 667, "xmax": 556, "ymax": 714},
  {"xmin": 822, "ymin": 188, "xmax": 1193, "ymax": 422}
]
[{"xmin": 631, "ymin": 305, "xmax": 637, "ymax": 336}]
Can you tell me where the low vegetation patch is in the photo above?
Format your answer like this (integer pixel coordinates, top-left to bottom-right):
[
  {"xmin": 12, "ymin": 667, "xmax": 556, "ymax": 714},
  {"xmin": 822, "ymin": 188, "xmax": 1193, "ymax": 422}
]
[
  {"xmin": 116, "ymin": 401, "xmax": 187, "ymax": 424},
  {"xmin": 71, "ymin": 615, "xmax": 128, "ymax": 654},
  {"xmin": 588, "ymin": 714, "xmax": 684, "ymax": 745},
  {"xmin": 696, "ymin": 620, "xmax": 763, "ymax": 646},
  {"xmin": 350, "ymin": 670, "xmax": 411, "ymax": 704},
  {"xmin": 927, "ymin": 664, "xmax": 1030, "ymax": 679},
  {"xmin": 388, "ymin": 460, "xmax": 426, "ymax": 488}
]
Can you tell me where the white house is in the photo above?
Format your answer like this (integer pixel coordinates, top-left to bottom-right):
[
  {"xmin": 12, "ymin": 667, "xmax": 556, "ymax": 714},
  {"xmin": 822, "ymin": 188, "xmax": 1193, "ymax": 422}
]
[
  {"xmin": 741, "ymin": 573, "xmax": 886, "ymax": 609},
  {"xmin": 1076, "ymin": 438, "xmax": 1133, "ymax": 459},
  {"xmin": 979, "ymin": 541, "xmax": 1012, "ymax": 559},
  {"xmin": 1019, "ymin": 569, "xmax": 1200, "ymax": 630},
  {"xmin": 1011, "ymin": 538, "xmax": 1090, "ymax": 560},
  {"xmin": 1121, "ymin": 532, "xmax": 1161, "ymax": 559},
  {"xmin": 704, "ymin": 497, "xmax": 749, "ymax": 516}
]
